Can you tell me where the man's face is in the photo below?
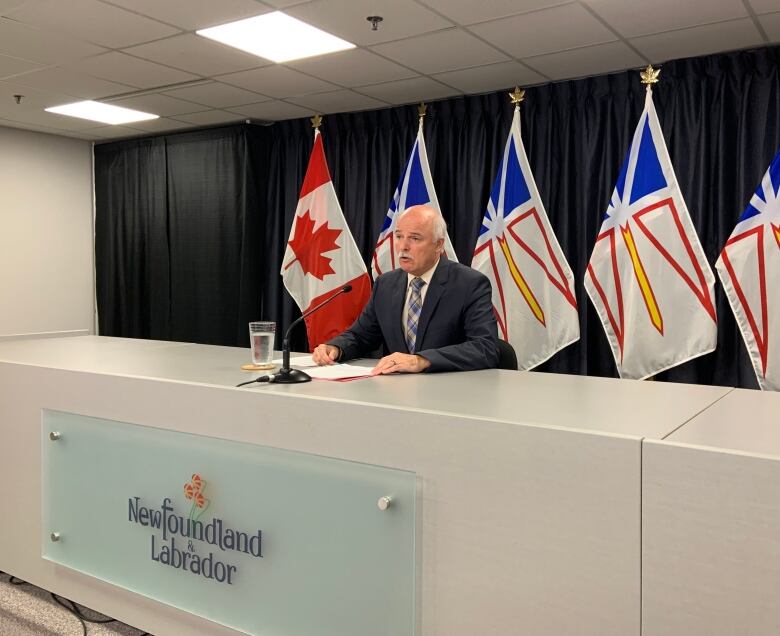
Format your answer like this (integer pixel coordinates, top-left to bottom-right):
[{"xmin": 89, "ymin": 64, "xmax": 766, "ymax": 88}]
[{"xmin": 394, "ymin": 208, "xmax": 444, "ymax": 276}]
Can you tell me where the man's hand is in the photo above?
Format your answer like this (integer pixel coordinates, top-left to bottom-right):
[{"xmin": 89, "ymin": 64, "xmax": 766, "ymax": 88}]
[
  {"xmin": 371, "ymin": 353, "xmax": 431, "ymax": 375},
  {"xmin": 312, "ymin": 344, "xmax": 341, "ymax": 366}
]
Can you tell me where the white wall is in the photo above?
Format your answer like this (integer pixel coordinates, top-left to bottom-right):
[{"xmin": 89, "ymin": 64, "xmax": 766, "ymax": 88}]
[{"xmin": 0, "ymin": 126, "xmax": 94, "ymax": 338}]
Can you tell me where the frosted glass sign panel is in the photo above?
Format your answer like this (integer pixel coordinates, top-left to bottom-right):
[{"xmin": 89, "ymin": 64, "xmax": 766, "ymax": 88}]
[{"xmin": 41, "ymin": 410, "xmax": 416, "ymax": 636}]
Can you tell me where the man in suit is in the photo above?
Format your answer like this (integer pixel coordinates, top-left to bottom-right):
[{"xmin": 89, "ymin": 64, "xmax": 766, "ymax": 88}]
[{"xmin": 312, "ymin": 205, "xmax": 499, "ymax": 374}]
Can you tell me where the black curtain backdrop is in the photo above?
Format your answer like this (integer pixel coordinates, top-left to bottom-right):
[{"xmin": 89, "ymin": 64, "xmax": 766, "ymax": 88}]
[{"xmin": 95, "ymin": 45, "xmax": 780, "ymax": 389}]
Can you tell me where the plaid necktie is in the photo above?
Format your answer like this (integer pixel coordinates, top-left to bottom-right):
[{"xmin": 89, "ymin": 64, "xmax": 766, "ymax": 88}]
[{"xmin": 405, "ymin": 277, "xmax": 426, "ymax": 353}]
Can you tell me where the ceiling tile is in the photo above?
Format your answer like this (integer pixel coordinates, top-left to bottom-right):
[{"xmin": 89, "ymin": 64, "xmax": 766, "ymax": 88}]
[
  {"xmin": 218, "ymin": 65, "xmax": 338, "ymax": 98},
  {"xmin": 0, "ymin": 0, "xmax": 43, "ymax": 12},
  {"xmin": 356, "ymin": 76, "xmax": 459, "ymax": 104},
  {"xmin": 584, "ymin": 0, "xmax": 748, "ymax": 37},
  {"xmin": 0, "ymin": 117, "xmax": 91, "ymax": 138},
  {"xmin": 288, "ymin": 49, "xmax": 417, "ymax": 87},
  {"xmin": 103, "ymin": 0, "xmax": 270, "ymax": 30},
  {"xmin": 170, "ymin": 109, "xmax": 245, "ymax": 125},
  {"xmin": 259, "ymin": 0, "xmax": 311, "ymax": 6},
  {"xmin": 433, "ymin": 61, "xmax": 546, "ymax": 94},
  {"xmin": 758, "ymin": 12, "xmax": 780, "ymax": 41},
  {"xmin": 288, "ymin": 89, "xmax": 388, "ymax": 113},
  {"xmin": 0, "ymin": 104, "xmax": 101, "ymax": 130},
  {"xmin": 749, "ymin": 0, "xmax": 780, "ymax": 13},
  {"xmin": 65, "ymin": 52, "xmax": 199, "ymax": 89},
  {"xmin": 0, "ymin": 17, "xmax": 106, "ymax": 65},
  {"xmin": 0, "ymin": 79, "xmax": 87, "ymax": 116},
  {"xmin": 10, "ymin": 67, "xmax": 133, "ymax": 99},
  {"xmin": 630, "ymin": 18, "xmax": 763, "ymax": 63},
  {"xmin": 163, "ymin": 81, "xmax": 269, "ymax": 108},
  {"xmin": 6, "ymin": 0, "xmax": 181, "ymax": 48},
  {"xmin": 285, "ymin": 0, "xmax": 453, "ymax": 45},
  {"xmin": 107, "ymin": 93, "xmax": 205, "ymax": 116},
  {"xmin": 89, "ymin": 125, "xmax": 146, "ymax": 139},
  {"xmin": 0, "ymin": 55, "xmax": 43, "ymax": 80},
  {"xmin": 469, "ymin": 4, "xmax": 616, "ymax": 58},
  {"xmin": 523, "ymin": 41, "xmax": 646, "ymax": 81},
  {"xmin": 419, "ymin": 0, "xmax": 571, "ymax": 25},
  {"xmin": 123, "ymin": 117, "xmax": 195, "ymax": 133},
  {"xmin": 371, "ymin": 28, "xmax": 508, "ymax": 74},
  {"xmin": 226, "ymin": 99, "xmax": 314, "ymax": 120},
  {"xmin": 124, "ymin": 34, "xmax": 267, "ymax": 77}
]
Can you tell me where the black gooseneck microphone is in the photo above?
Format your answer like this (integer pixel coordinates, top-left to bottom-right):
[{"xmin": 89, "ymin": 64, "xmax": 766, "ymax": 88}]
[{"xmin": 272, "ymin": 284, "xmax": 353, "ymax": 384}]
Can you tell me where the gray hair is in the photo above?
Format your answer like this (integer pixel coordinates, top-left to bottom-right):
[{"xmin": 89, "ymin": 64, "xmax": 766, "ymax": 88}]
[{"xmin": 398, "ymin": 206, "xmax": 447, "ymax": 241}]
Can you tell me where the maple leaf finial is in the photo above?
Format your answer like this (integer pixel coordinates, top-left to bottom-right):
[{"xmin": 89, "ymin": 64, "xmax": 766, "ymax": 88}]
[
  {"xmin": 640, "ymin": 65, "xmax": 660, "ymax": 85},
  {"xmin": 509, "ymin": 87, "xmax": 525, "ymax": 105}
]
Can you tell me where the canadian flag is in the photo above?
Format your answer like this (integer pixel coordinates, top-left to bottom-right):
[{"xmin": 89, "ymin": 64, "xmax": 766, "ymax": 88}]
[{"xmin": 281, "ymin": 129, "xmax": 371, "ymax": 350}]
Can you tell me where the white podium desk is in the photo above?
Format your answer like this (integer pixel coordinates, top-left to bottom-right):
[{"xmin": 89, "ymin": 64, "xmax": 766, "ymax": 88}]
[
  {"xmin": 0, "ymin": 336, "xmax": 731, "ymax": 636},
  {"xmin": 643, "ymin": 388, "xmax": 780, "ymax": 636}
]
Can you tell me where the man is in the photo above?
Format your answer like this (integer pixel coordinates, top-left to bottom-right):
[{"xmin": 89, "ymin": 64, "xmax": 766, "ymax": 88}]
[{"xmin": 312, "ymin": 205, "xmax": 499, "ymax": 374}]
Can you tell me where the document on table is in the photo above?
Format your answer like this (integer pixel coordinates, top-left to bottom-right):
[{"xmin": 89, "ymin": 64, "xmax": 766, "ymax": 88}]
[
  {"xmin": 305, "ymin": 364, "xmax": 374, "ymax": 381},
  {"xmin": 271, "ymin": 355, "xmax": 374, "ymax": 380},
  {"xmin": 272, "ymin": 355, "xmax": 318, "ymax": 368}
]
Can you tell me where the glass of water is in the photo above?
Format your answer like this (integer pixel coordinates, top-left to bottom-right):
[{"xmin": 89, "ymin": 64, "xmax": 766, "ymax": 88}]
[{"xmin": 248, "ymin": 321, "xmax": 275, "ymax": 368}]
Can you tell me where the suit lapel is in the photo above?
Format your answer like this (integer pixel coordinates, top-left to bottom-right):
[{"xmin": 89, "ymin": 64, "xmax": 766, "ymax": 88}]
[{"xmin": 415, "ymin": 258, "xmax": 449, "ymax": 349}]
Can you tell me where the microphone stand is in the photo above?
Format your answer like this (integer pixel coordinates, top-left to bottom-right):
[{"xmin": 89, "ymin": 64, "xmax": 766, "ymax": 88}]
[{"xmin": 272, "ymin": 284, "xmax": 353, "ymax": 384}]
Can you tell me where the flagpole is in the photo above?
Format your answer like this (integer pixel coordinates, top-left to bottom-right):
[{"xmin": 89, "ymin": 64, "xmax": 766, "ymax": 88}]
[{"xmin": 639, "ymin": 66, "xmax": 660, "ymax": 381}]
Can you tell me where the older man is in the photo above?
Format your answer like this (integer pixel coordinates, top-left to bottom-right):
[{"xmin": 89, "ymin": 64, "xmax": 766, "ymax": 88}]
[{"xmin": 312, "ymin": 205, "xmax": 499, "ymax": 374}]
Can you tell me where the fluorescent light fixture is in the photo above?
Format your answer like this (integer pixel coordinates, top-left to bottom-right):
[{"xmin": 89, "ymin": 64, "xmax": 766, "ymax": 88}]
[
  {"xmin": 45, "ymin": 101, "xmax": 159, "ymax": 125},
  {"xmin": 196, "ymin": 12, "xmax": 355, "ymax": 63}
]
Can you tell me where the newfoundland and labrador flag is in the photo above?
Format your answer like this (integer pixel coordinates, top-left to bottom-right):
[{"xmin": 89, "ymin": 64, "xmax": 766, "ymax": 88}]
[
  {"xmin": 716, "ymin": 150, "xmax": 780, "ymax": 391},
  {"xmin": 371, "ymin": 119, "xmax": 457, "ymax": 278},
  {"xmin": 281, "ymin": 129, "xmax": 371, "ymax": 350},
  {"xmin": 584, "ymin": 89, "xmax": 717, "ymax": 379},
  {"xmin": 472, "ymin": 106, "xmax": 579, "ymax": 370}
]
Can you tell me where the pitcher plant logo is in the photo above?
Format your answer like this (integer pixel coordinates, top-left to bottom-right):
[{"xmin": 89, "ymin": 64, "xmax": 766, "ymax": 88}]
[
  {"xmin": 128, "ymin": 473, "xmax": 263, "ymax": 586},
  {"xmin": 184, "ymin": 473, "xmax": 210, "ymax": 521}
]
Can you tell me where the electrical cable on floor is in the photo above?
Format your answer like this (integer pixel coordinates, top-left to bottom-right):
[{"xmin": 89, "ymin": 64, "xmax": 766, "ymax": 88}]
[
  {"xmin": 1, "ymin": 571, "xmax": 152, "ymax": 635},
  {"xmin": 0, "ymin": 570, "xmax": 27, "ymax": 585},
  {"xmin": 50, "ymin": 593, "xmax": 88, "ymax": 636}
]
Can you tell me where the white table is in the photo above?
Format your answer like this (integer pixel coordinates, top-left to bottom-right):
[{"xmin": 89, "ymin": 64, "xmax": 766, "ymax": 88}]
[
  {"xmin": 0, "ymin": 336, "xmax": 732, "ymax": 636},
  {"xmin": 643, "ymin": 388, "xmax": 780, "ymax": 636}
]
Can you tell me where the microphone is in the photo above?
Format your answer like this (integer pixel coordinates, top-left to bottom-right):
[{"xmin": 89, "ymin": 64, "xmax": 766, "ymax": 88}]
[{"xmin": 272, "ymin": 284, "xmax": 353, "ymax": 384}]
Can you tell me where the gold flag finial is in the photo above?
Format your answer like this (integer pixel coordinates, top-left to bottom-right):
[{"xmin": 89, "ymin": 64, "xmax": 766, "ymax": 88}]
[
  {"xmin": 509, "ymin": 86, "xmax": 525, "ymax": 105},
  {"xmin": 418, "ymin": 102, "xmax": 427, "ymax": 120},
  {"xmin": 640, "ymin": 64, "xmax": 660, "ymax": 85},
  {"xmin": 310, "ymin": 114, "xmax": 322, "ymax": 129}
]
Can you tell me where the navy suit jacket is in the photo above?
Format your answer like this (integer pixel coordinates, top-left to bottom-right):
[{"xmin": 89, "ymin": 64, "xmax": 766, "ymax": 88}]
[{"xmin": 328, "ymin": 258, "xmax": 499, "ymax": 372}]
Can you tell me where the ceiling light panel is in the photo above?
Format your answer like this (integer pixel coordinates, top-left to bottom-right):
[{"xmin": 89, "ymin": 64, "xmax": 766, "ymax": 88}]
[
  {"xmin": 196, "ymin": 12, "xmax": 355, "ymax": 63},
  {"xmin": 45, "ymin": 101, "xmax": 159, "ymax": 125}
]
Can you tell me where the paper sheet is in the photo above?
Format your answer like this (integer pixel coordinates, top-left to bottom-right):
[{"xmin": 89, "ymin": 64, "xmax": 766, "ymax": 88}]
[
  {"xmin": 305, "ymin": 364, "xmax": 374, "ymax": 381},
  {"xmin": 272, "ymin": 355, "xmax": 318, "ymax": 368},
  {"xmin": 271, "ymin": 355, "xmax": 374, "ymax": 380}
]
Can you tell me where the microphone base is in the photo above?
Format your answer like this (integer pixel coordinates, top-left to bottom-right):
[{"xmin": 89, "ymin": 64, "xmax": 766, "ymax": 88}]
[{"xmin": 272, "ymin": 368, "xmax": 312, "ymax": 384}]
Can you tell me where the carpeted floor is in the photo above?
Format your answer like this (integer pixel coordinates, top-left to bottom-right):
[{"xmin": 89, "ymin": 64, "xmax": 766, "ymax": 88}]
[{"xmin": 0, "ymin": 572, "xmax": 150, "ymax": 636}]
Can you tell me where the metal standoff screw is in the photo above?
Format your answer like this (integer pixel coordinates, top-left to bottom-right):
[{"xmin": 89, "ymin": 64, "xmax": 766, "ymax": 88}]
[
  {"xmin": 377, "ymin": 496, "xmax": 392, "ymax": 511},
  {"xmin": 50, "ymin": 532, "xmax": 61, "ymax": 542},
  {"xmin": 49, "ymin": 431, "xmax": 61, "ymax": 441}
]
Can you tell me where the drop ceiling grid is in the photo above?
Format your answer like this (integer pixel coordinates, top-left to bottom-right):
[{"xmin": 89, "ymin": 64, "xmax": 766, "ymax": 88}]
[{"xmin": 0, "ymin": 0, "xmax": 772, "ymax": 140}]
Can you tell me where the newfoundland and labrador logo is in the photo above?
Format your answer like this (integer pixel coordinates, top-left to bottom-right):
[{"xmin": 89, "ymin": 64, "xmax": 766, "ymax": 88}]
[{"xmin": 128, "ymin": 473, "xmax": 263, "ymax": 586}]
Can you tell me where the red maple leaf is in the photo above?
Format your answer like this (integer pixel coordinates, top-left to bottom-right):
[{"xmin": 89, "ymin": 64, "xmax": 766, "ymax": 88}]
[{"xmin": 284, "ymin": 210, "xmax": 342, "ymax": 280}]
